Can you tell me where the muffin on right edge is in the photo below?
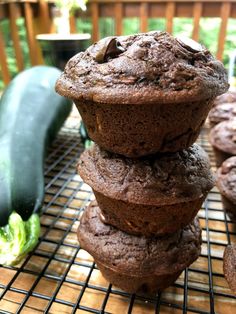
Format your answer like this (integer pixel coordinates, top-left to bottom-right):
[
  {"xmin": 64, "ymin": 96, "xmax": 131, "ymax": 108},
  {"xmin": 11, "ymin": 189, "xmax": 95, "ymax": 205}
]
[
  {"xmin": 209, "ymin": 119, "xmax": 236, "ymax": 167},
  {"xmin": 213, "ymin": 91, "xmax": 236, "ymax": 107},
  {"xmin": 223, "ymin": 244, "xmax": 236, "ymax": 294},
  {"xmin": 208, "ymin": 102, "xmax": 236, "ymax": 128},
  {"xmin": 77, "ymin": 202, "xmax": 202, "ymax": 294},
  {"xmin": 216, "ymin": 156, "xmax": 236, "ymax": 221}
]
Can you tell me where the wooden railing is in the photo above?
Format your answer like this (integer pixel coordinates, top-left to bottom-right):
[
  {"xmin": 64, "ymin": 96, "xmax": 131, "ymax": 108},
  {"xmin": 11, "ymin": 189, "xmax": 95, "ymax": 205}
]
[{"xmin": 1, "ymin": 0, "xmax": 236, "ymax": 87}]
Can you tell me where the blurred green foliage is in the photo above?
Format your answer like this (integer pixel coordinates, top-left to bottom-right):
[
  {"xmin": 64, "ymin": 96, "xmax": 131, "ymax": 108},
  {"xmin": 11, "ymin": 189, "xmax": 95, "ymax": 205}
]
[
  {"xmin": 0, "ymin": 18, "xmax": 30, "ymax": 90},
  {"xmin": 1, "ymin": 16, "xmax": 236, "ymax": 90},
  {"xmin": 173, "ymin": 17, "xmax": 236, "ymax": 67}
]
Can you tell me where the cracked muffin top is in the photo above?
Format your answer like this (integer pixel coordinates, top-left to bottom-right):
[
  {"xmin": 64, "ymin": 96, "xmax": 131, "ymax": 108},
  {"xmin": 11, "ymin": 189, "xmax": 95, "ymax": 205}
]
[
  {"xmin": 77, "ymin": 143, "xmax": 215, "ymax": 206},
  {"xmin": 217, "ymin": 156, "xmax": 236, "ymax": 203},
  {"xmin": 55, "ymin": 31, "xmax": 228, "ymax": 105},
  {"xmin": 78, "ymin": 202, "xmax": 202, "ymax": 275}
]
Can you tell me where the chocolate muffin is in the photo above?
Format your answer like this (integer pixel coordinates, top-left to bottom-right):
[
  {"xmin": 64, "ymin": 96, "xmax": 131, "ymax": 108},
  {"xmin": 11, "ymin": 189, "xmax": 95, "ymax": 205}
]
[
  {"xmin": 208, "ymin": 102, "xmax": 236, "ymax": 128},
  {"xmin": 223, "ymin": 244, "xmax": 236, "ymax": 294},
  {"xmin": 209, "ymin": 119, "xmax": 236, "ymax": 167},
  {"xmin": 213, "ymin": 91, "xmax": 236, "ymax": 107},
  {"xmin": 56, "ymin": 31, "xmax": 228, "ymax": 157},
  {"xmin": 78, "ymin": 202, "xmax": 202, "ymax": 293},
  {"xmin": 78, "ymin": 143, "xmax": 214, "ymax": 236},
  {"xmin": 216, "ymin": 156, "xmax": 236, "ymax": 221}
]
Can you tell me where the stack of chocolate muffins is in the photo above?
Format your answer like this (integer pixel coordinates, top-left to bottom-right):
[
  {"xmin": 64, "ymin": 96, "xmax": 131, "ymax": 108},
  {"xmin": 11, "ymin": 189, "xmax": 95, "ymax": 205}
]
[{"xmin": 56, "ymin": 31, "xmax": 228, "ymax": 293}]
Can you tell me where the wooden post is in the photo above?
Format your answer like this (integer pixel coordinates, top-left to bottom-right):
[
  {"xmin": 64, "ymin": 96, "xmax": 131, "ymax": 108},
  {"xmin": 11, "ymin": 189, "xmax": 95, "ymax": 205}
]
[
  {"xmin": 217, "ymin": 2, "xmax": 231, "ymax": 61},
  {"xmin": 140, "ymin": 3, "xmax": 148, "ymax": 33},
  {"xmin": 192, "ymin": 2, "xmax": 203, "ymax": 42},
  {"xmin": 24, "ymin": 2, "xmax": 38, "ymax": 65},
  {"xmin": 115, "ymin": 3, "xmax": 123, "ymax": 36},
  {"xmin": 70, "ymin": 15, "xmax": 77, "ymax": 33},
  {"xmin": 38, "ymin": 0, "xmax": 51, "ymax": 34},
  {"xmin": 0, "ymin": 30, "xmax": 11, "ymax": 85},
  {"xmin": 91, "ymin": 2, "xmax": 99, "ymax": 42},
  {"xmin": 166, "ymin": 2, "xmax": 175, "ymax": 34},
  {"xmin": 9, "ymin": 2, "xmax": 24, "ymax": 72}
]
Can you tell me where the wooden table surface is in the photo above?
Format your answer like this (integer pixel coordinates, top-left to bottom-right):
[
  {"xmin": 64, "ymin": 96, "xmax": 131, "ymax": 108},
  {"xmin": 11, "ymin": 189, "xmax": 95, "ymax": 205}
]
[{"xmin": 0, "ymin": 119, "xmax": 236, "ymax": 314}]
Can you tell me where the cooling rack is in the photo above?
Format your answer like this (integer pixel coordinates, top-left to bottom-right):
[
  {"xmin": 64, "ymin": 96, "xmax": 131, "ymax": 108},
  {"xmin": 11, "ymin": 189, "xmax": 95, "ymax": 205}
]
[{"xmin": 0, "ymin": 114, "xmax": 236, "ymax": 314}]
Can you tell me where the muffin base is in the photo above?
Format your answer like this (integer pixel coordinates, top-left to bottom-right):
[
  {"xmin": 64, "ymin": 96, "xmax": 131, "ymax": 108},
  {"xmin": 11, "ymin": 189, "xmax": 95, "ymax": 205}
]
[
  {"xmin": 94, "ymin": 190, "xmax": 205, "ymax": 236},
  {"xmin": 75, "ymin": 99, "xmax": 213, "ymax": 157},
  {"xmin": 78, "ymin": 202, "xmax": 202, "ymax": 294},
  {"xmin": 97, "ymin": 261, "xmax": 182, "ymax": 294}
]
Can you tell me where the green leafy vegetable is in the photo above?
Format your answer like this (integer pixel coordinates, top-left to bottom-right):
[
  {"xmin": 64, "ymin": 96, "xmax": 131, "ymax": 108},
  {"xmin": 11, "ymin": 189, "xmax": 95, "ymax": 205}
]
[
  {"xmin": 85, "ymin": 139, "xmax": 94, "ymax": 149},
  {"xmin": 0, "ymin": 212, "xmax": 40, "ymax": 266}
]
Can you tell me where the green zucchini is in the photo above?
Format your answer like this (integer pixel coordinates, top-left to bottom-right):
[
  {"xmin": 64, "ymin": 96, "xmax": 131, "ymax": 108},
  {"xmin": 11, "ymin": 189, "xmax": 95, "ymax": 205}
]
[{"xmin": 0, "ymin": 66, "xmax": 72, "ymax": 265}]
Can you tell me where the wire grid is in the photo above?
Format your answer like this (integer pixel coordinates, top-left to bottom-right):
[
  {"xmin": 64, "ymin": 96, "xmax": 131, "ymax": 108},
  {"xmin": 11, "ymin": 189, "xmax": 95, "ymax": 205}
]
[{"xmin": 0, "ymin": 124, "xmax": 236, "ymax": 314}]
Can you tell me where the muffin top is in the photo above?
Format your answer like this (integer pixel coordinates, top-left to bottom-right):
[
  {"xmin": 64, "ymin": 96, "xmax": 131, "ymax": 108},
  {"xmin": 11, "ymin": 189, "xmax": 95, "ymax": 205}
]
[
  {"xmin": 208, "ymin": 102, "xmax": 236, "ymax": 126},
  {"xmin": 56, "ymin": 31, "xmax": 228, "ymax": 105},
  {"xmin": 78, "ymin": 202, "xmax": 201, "ymax": 275},
  {"xmin": 217, "ymin": 156, "xmax": 236, "ymax": 203},
  {"xmin": 78, "ymin": 143, "xmax": 214, "ymax": 206},
  {"xmin": 209, "ymin": 119, "xmax": 236, "ymax": 154},
  {"xmin": 213, "ymin": 91, "xmax": 236, "ymax": 107}
]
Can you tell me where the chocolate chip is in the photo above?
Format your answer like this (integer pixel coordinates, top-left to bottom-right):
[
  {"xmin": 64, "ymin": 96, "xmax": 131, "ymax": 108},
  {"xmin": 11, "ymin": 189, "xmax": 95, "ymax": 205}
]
[
  {"xmin": 176, "ymin": 36, "xmax": 203, "ymax": 53},
  {"xmin": 95, "ymin": 37, "xmax": 125, "ymax": 63}
]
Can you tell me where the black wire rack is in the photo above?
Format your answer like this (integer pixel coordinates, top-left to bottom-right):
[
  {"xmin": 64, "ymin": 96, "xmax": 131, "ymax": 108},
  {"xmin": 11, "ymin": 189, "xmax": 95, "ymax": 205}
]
[{"xmin": 0, "ymin": 119, "xmax": 236, "ymax": 314}]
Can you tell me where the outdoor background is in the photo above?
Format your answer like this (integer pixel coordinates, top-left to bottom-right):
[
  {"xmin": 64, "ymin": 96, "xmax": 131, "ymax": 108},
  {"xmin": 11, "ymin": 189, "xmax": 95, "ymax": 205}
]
[{"xmin": 1, "ymin": 16, "xmax": 236, "ymax": 90}]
